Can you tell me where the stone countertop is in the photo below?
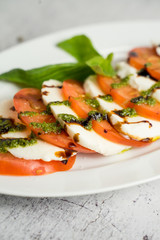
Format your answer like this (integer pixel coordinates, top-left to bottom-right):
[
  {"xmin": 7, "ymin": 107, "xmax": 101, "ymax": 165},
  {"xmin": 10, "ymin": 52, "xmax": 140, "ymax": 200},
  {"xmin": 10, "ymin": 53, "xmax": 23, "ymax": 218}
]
[{"xmin": 0, "ymin": 0, "xmax": 160, "ymax": 239}]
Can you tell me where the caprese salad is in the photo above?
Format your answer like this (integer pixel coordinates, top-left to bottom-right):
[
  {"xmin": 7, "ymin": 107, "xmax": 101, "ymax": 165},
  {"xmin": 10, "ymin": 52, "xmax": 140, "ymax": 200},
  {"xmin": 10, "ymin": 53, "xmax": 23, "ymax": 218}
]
[{"xmin": 0, "ymin": 35, "xmax": 160, "ymax": 176}]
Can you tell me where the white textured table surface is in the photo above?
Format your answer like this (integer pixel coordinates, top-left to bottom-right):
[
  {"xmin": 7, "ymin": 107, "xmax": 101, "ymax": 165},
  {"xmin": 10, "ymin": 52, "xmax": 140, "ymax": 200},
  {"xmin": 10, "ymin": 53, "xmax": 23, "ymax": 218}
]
[{"xmin": 1, "ymin": 0, "xmax": 160, "ymax": 239}]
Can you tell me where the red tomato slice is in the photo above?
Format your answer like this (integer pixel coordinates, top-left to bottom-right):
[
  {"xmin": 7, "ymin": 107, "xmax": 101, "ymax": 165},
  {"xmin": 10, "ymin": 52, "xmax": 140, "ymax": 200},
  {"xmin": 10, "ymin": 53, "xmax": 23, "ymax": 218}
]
[
  {"xmin": 14, "ymin": 88, "xmax": 93, "ymax": 153},
  {"xmin": 0, "ymin": 153, "xmax": 76, "ymax": 176},
  {"xmin": 62, "ymin": 80, "xmax": 150, "ymax": 147},
  {"xmin": 128, "ymin": 47, "xmax": 156, "ymax": 70},
  {"xmin": 146, "ymin": 56, "xmax": 160, "ymax": 80},
  {"xmin": 128, "ymin": 47, "xmax": 160, "ymax": 80},
  {"xmin": 98, "ymin": 75, "xmax": 160, "ymax": 121}
]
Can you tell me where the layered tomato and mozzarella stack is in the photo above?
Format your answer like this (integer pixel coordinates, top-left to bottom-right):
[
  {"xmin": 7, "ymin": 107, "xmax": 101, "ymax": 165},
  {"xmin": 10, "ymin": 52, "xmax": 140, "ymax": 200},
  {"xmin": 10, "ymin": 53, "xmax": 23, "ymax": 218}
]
[{"xmin": 1, "ymin": 45, "xmax": 160, "ymax": 176}]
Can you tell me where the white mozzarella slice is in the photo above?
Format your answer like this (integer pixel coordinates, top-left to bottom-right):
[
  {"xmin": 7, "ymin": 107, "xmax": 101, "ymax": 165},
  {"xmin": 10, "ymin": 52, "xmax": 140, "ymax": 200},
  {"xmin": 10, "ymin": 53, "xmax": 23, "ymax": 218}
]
[
  {"xmin": 0, "ymin": 99, "xmax": 31, "ymax": 138},
  {"xmin": 42, "ymin": 80, "xmax": 130, "ymax": 156},
  {"xmin": 116, "ymin": 61, "xmax": 137, "ymax": 78},
  {"xmin": 110, "ymin": 114, "xmax": 160, "ymax": 140},
  {"xmin": 83, "ymin": 75, "xmax": 104, "ymax": 97},
  {"xmin": 156, "ymin": 46, "xmax": 160, "ymax": 56},
  {"xmin": 121, "ymin": 116, "xmax": 160, "ymax": 140},
  {"xmin": 1, "ymin": 129, "xmax": 31, "ymax": 139},
  {"xmin": 8, "ymin": 140, "xmax": 75, "ymax": 162},
  {"xmin": 84, "ymin": 75, "xmax": 160, "ymax": 141},
  {"xmin": 129, "ymin": 75, "xmax": 154, "ymax": 91},
  {"xmin": 0, "ymin": 99, "xmax": 20, "ymax": 122},
  {"xmin": 152, "ymin": 89, "xmax": 160, "ymax": 103},
  {"xmin": 116, "ymin": 61, "xmax": 160, "ymax": 102},
  {"xmin": 98, "ymin": 98, "xmax": 122, "ymax": 112},
  {"xmin": 84, "ymin": 76, "xmax": 122, "ymax": 112}
]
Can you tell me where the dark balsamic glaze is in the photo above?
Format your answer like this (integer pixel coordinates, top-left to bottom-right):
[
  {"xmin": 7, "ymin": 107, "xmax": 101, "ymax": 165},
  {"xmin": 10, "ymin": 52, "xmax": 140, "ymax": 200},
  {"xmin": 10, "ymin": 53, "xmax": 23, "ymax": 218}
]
[
  {"xmin": 0, "ymin": 118, "xmax": 26, "ymax": 134},
  {"xmin": 73, "ymin": 133, "xmax": 80, "ymax": 143},
  {"xmin": 129, "ymin": 51, "xmax": 138, "ymax": 57},
  {"xmin": 68, "ymin": 142, "xmax": 76, "ymax": 148},
  {"xmin": 10, "ymin": 106, "xmax": 16, "ymax": 111},
  {"xmin": 42, "ymin": 91, "xmax": 49, "ymax": 96},
  {"xmin": 55, "ymin": 149, "xmax": 74, "ymax": 159},
  {"xmin": 42, "ymin": 85, "xmax": 62, "ymax": 89},
  {"xmin": 138, "ymin": 67, "xmax": 157, "ymax": 81},
  {"xmin": 61, "ymin": 160, "xmax": 68, "ymax": 165}
]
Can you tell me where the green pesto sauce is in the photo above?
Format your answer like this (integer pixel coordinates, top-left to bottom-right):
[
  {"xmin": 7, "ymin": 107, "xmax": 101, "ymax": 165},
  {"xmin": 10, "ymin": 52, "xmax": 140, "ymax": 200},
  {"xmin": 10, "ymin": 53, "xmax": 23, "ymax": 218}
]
[
  {"xmin": 0, "ymin": 118, "xmax": 26, "ymax": 134},
  {"xmin": 88, "ymin": 110, "xmax": 107, "ymax": 122},
  {"xmin": 141, "ymin": 82, "xmax": 160, "ymax": 97},
  {"xmin": 20, "ymin": 111, "xmax": 39, "ymax": 117},
  {"xmin": 30, "ymin": 121, "xmax": 63, "ymax": 134},
  {"xmin": 130, "ymin": 96, "xmax": 156, "ymax": 106},
  {"xmin": 58, "ymin": 111, "xmax": 108, "ymax": 130},
  {"xmin": 84, "ymin": 98, "xmax": 100, "ymax": 108},
  {"xmin": 114, "ymin": 108, "xmax": 137, "ymax": 118},
  {"xmin": 58, "ymin": 113, "xmax": 93, "ymax": 130},
  {"xmin": 144, "ymin": 62, "xmax": 152, "ymax": 67},
  {"xmin": 20, "ymin": 110, "xmax": 52, "ymax": 117},
  {"xmin": 99, "ymin": 94, "xmax": 113, "ymax": 102},
  {"xmin": 111, "ymin": 76, "xmax": 130, "ymax": 89},
  {"xmin": 0, "ymin": 137, "xmax": 37, "ymax": 153}
]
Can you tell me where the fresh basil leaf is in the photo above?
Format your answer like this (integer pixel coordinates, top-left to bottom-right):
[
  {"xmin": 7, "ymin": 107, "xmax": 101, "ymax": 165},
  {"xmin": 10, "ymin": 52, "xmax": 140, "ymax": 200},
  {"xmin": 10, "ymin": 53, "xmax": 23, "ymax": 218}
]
[
  {"xmin": 0, "ymin": 63, "xmax": 94, "ymax": 88},
  {"xmin": 86, "ymin": 53, "xmax": 116, "ymax": 77},
  {"xmin": 57, "ymin": 35, "xmax": 100, "ymax": 63}
]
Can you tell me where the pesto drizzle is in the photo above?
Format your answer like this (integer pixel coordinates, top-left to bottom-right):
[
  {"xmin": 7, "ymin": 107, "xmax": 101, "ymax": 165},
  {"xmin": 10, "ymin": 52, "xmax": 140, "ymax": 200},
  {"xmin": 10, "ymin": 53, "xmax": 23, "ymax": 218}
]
[
  {"xmin": 20, "ymin": 110, "xmax": 52, "ymax": 117},
  {"xmin": 130, "ymin": 96, "xmax": 156, "ymax": 106},
  {"xmin": 0, "ymin": 118, "xmax": 26, "ymax": 134},
  {"xmin": 58, "ymin": 111, "xmax": 108, "ymax": 130},
  {"xmin": 111, "ymin": 76, "xmax": 130, "ymax": 89},
  {"xmin": 141, "ymin": 82, "xmax": 160, "ymax": 97},
  {"xmin": 114, "ymin": 108, "xmax": 137, "ymax": 118},
  {"xmin": 30, "ymin": 121, "xmax": 63, "ymax": 134},
  {"xmin": 20, "ymin": 111, "xmax": 39, "ymax": 117},
  {"xmin": 99, "ymin": 94, "xmax": 113, "ymax": 102},
  {"xmin": 0, "ymin": 135, "xmax": 37, "ymax": 153},
  {"xmin": 84, "ymin": 98, "xmax": 100, "ymax": 108}
]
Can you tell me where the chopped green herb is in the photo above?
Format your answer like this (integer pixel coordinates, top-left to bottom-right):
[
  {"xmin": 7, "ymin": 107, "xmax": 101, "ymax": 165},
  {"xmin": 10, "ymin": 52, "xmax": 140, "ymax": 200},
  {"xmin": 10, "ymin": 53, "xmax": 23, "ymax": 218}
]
[
  {"xmin": 144, "ymin": 62, "xmax": 152, "ymax": 67},
  {"xmin": 58, "ymin": 111, "xmax": 108, "ymax": 130},
  {"xmin": 58, "ymin": 114, "xmax": 78, "ymax": 123},
  {"xmin": 114, "ymin": 108, "xmax": 137, "ymax": 118},
  {"xmin": 130, "ymin": 96, "xmax": 156, "ymax": 106},
  {"xmin": 0, "ymin": 118, "xmax": 26, "ymax": 134},
  {"xmin": 58, "ymin": 113, "xmax": 93, "ymax": 130},
  {"xmin": 111, "ymin": 76, "xmax": 130, "ymax": 89},
  {"xmin": 88, "ymin": 110, "xmax": 107, "ymax": 122},
  {"xmin": 20, "ymin": 111, "xmax": 39, "ymax": 117},
  {"xmin": 99, "ymin": 94, "xmax": 113, "ymax": 102},
  {"xmin": 141, "ymin": 82, "xmax": 160, "ymax": 97},
  {"xmin": 0, "ymin": 137, "xmax": 37, "ymax": 153},
  {"xmin": 30, "ymin": 121, "xmax": 63, "ymax": 134},
  {"xmin": 85, "ymin": 98, "xmax": 100, "ymax": 108}
]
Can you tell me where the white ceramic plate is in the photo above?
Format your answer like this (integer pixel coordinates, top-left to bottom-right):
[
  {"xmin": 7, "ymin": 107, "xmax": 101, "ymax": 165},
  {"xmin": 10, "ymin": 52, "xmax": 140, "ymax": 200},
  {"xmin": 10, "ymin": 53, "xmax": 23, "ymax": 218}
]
[{"xmin": 0, "ymin": 20, "xmax": 160, "ymax": 197}]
